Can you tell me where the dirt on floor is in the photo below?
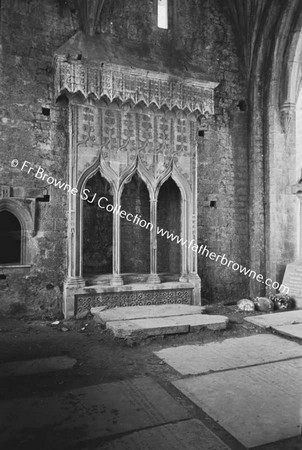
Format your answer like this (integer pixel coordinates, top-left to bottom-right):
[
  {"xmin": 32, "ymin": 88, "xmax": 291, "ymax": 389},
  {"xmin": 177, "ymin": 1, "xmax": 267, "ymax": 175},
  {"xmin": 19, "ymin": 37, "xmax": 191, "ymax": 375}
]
[
  {"xmin": 1, "ymin": 303, "xmax": 301, "ymax": 450},
  {"xmin": 0, "ymin": 303, "xmax": 269, "ymax": 399}
]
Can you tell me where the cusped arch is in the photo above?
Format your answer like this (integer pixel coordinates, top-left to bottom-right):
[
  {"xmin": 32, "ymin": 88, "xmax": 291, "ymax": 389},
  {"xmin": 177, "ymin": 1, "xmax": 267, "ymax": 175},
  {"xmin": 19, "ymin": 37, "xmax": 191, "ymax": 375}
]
[
  {"xmin": 155, "ymin": 160, "xmax": 192, "ymax": 203},
  {"xmin": 77, "ymin": 152, "xmax": 117, "ymax": 196},
  {"xmin": 119, "ymin": 155, "xmax": 154, "ymax": 200}
]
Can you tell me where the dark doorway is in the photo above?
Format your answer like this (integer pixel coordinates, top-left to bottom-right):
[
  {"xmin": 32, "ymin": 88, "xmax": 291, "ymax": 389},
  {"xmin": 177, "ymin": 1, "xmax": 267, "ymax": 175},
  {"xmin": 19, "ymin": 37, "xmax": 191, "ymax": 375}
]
[
  {"xmin": 0, "ymin": 211, "xmax": 21, "ymax": 264},
  {"xmin": 157, "ymin": 177, "xmax": 181, "ymax": 275},
  {"xmin": 120, "ymin": 173, "xmax": 150, "ymax": 274},
  {"xmin": 82, "ymin": 172, "xmax": 113, "ymax": 275}
]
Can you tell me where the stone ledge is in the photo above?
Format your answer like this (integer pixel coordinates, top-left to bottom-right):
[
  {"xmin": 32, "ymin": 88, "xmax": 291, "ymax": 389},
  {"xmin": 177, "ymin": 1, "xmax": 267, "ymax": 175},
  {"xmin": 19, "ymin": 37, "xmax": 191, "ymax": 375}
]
[
  {"xmin": 92, "ymin": 304, "xmax": 206, "ymax": 325},
  {"xmin": 107, "ymin": 314, "xmax": 228, "ymax": 339}
]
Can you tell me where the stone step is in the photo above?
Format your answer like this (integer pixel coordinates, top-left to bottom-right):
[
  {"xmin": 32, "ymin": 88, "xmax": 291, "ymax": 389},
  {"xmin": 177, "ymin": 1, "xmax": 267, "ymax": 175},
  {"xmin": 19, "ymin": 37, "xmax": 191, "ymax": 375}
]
[
  {"xmin": 244, "ymin": 310, "xmax": 302, "ymax": 328},
  {"xmin": 272, "ymin": 323, "xmax": 302, "ymax": 340},
  {"xmin": 93, "ymin": 304, "xmax": 206, "ymax": 325},
  {"xmin": 106, "ymin": 314, "xmax": 228, "ymax": 339},
  {"xmin": 244, "ymin": 310, "xmax": 302, "ymax": 340}
]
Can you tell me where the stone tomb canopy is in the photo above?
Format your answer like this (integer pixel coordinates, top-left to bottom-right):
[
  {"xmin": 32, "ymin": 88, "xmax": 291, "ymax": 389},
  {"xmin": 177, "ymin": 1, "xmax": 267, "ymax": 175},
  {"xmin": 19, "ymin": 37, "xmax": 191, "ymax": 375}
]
[
  {"xmin": 54, "ymin": 31, "xmax": 218, "ymax": 115},
  {"xmin": 55, "ymin": 32, "xmax": 218, "ymax": 318}
]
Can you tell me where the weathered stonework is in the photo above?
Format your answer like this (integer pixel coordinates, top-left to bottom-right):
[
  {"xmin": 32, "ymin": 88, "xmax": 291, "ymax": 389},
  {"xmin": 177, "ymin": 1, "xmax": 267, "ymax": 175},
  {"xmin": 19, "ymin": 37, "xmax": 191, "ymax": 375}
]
[
  {"xmin": 0, "ymin": 0, "xmax": 254, "ymax": 315},
  {"xmin": 75, "ymin": 287, "xmax": 192, "ymax": 315},
  {"xmin": 55, "ymin": 37, "xmax": 218, "ymax": 316},
  {"xmin": 55, "ymin": 56, "xmax": 217, "ymax": 115}
]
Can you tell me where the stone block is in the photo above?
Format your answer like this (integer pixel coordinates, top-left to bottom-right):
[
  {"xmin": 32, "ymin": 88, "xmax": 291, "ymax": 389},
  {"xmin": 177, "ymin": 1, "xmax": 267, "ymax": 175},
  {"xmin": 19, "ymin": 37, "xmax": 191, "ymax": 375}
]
[
  {"xmin": 106, "ymin": 314, "xmax": 228, "ymax": 339},
  {"xmin": 270, "ymin": 324, "xmax": 302, "ymax": 340},
  {"xmin": 173, "ymin": 359, "xmax": 302, "ymax": 448},
  {"xmin": 155, "ymin": 334, "xmax": 302, "ymax": 375},
  {"xmin": 245, "ymin": 310, "xmax": 302, "ymax": 328},
  {"xmin": 94, "ymin": 304, "xmax": 206, "ymax": 325}
]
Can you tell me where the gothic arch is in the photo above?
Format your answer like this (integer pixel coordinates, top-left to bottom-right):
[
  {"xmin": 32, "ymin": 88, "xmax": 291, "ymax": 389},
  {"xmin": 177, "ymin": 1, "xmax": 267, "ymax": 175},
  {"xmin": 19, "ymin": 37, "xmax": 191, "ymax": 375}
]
[
  {"xmin": 119, "ymin": 155, "xmax": 154, "ymax": 201},
  {"xmin": 277, "ymin": 4, "xmax": 302, "ymax": 109},
  {"xmin": 0, "ymin": 198, "xmax": 34, "ymax": 265},
  {"xmin": 77, "ymin": 152, "xmax": 117, "ymax": 196},
  {"xmin": 262, "ymin": 1, "xmax": 302, "ymax": 295},
  {"xmin": 155, "ymin": 160, "xmax": 192, "ymax": 204},
  {"xmin": 75, "ymin": 154, "xmax": 116, "ymax": 278}
]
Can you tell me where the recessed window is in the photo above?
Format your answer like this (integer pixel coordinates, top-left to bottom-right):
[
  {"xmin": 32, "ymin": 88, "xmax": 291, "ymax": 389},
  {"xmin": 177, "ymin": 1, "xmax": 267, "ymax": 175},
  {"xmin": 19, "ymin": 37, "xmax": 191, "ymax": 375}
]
[
  {"xmin": 0, "ymin": 211, "xmax": 21, "ymax": 264},
  {"xmin": 157, "ymin": 0, "xmax": 168, "ymax": 29},
  {"xmin": 237, "ymin": 100, "xmax": 247, "ymax": 112},
  {"xmin": 42, "ymin": 107, "xmax": 50, "ymax": 116}
]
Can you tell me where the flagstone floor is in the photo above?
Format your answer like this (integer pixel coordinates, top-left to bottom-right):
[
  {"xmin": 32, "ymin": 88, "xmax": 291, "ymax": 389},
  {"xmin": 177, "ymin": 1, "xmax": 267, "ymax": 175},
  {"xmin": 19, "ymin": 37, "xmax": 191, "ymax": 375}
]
[{"xmin": 0, "ymin": 306, "xmax": 302, "ymax": 449}]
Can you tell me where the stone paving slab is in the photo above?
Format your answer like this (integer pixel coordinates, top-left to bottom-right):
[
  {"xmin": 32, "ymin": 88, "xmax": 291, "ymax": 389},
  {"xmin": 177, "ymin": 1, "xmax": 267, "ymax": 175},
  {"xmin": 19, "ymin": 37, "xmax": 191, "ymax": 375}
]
[
  {"xmin": 272, "ymin": 324, "xmax": 302, "ymax": 340},
  {"xmin": 0, "ymin": 377, "xmax": 190, "ymax": 449},
  {"xmin": 99, "ymin": 419, "xmax": 231, "ymax": 450},
  {"xmin": 244, "ymin": 310, "xmax": 302, "ymax": 328},
  {"xmin": 154, "ymin": 334, "xmax": 302, "ymax": 375},
  {"xmin": 93, "ymin": 304, "xmax": 206, "ymax": 325},
  {"xmin": 107, "ymin": 315, "xmax": 228, "ymax": 338},
  {"xmin": 0, "ymin": 356, "xmax": 77, "ymax": 377},
  {"xmin": 173, "ymin": 359, "xmax": 302, "ymax": 448}
]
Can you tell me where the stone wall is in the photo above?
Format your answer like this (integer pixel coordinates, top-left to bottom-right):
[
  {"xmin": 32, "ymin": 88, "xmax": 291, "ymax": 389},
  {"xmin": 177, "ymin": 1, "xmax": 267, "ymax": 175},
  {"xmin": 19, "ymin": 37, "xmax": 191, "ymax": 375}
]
[
  {"xmin": 0, "ymin": 0, "xmax": 79, "ymax": 315},
  {"xmin": 0, "ymin": 0, "xmax": 249, "ymax": 314},
  {"xmin": 100, "ymin": 0, "xmax": 249, "ymax": 302}
]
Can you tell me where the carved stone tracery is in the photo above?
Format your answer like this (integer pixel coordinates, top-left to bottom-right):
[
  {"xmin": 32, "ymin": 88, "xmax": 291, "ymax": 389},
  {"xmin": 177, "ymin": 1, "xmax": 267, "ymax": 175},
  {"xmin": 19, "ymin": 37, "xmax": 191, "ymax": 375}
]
[{"xmin": 55, "ymin": 57, "xmax": 217, "ymax": 115}]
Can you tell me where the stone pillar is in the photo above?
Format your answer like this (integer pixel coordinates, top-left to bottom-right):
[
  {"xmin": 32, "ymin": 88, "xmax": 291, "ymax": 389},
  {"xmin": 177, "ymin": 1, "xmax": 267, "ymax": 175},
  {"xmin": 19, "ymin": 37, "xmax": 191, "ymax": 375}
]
[
  {"xmin": 299, "ymin": 198, "xmax": 302, "ymax": 259},
  {"xmin": 187, "ymin": 130, "xmax": 201, "ymax": 304},
  {"xmin": 179, "ymin": 197, "xmax": 188, "ymax": 282},
  {"xmin": 147, "ymin": 199, "xmax": 161, "ymax": 283},
  {"xmin": 291, "ymin": 174, "xmax": 302, "ymax": 260},
  {"xmin": 111, "ymin": 191, "xmax": 123, "ymax": 286},
  {"xmin": 63, "ymin": 103, "xmax": 86, "ymax": 318},
  {"xmin": 63, "ymin": 204, "xmax": 85, "ymax": 318}
]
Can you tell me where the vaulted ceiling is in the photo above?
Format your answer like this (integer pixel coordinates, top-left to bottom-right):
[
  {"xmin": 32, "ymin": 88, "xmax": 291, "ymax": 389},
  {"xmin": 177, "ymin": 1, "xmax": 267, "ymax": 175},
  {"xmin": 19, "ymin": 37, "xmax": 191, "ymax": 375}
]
[{"xmin": 216, "ymin": 0, "xmax": 302, "ymax": 90}]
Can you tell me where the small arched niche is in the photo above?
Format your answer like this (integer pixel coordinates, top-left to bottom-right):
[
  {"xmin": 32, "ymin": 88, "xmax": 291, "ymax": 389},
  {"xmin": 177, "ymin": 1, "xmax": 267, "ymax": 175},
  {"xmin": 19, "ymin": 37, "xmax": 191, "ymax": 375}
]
[
  {"xmin": 0, "ymin": 211, "xmax": 21, "ymax": 264},
  {"xmin": 157, "ymin": 177, "xmax": 181, "ymax": 277},
  {"xmin": 82, "ymin": 172, "xmax": 113, "ymax": 276},
  {"xmin": 120, "ymin": 173, "xmax": 151, "ymax": 274}
]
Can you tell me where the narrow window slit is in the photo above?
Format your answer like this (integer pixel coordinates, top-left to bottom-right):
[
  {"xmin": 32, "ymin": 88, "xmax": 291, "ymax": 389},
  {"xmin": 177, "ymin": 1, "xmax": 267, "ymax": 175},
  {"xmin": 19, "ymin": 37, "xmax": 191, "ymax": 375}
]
[{"xmin": 157, "ymin": 0, "xmax": 168, "ymax": 29}]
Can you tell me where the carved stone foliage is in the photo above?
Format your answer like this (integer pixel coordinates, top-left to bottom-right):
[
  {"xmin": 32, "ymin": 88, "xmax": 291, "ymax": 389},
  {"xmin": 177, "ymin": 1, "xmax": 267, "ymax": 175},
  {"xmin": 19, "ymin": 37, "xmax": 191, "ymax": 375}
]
[
  {"xmin": 75, "ymin": 289, "xmax": 193, "ymax": 314},
  {"xmin": 55, "ymin": 57, "xmax": 218, "ymax": 115},
  {"xmin": 74, "ymin": 104, "xmax": 196, "ymax": 185}
]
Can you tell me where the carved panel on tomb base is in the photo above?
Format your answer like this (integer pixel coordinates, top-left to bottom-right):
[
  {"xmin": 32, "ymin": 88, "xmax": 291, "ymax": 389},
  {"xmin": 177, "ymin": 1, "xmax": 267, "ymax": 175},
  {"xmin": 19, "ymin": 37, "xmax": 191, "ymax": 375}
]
[{"xmin": 75, "ymin": 288, "xmax": 193, "ymax": 314}]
